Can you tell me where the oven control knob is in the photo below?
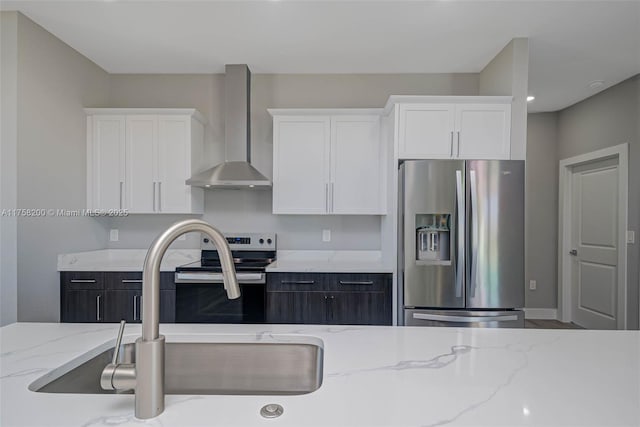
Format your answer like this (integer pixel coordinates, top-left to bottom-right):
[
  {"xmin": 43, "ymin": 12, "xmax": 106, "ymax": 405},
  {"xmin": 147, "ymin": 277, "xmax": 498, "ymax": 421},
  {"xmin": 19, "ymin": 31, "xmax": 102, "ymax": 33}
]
[
  {"xmin": 267, "ymin": 238, "xmax": 272, "ymax": 245},
  {"xmin": 259, "ymin": 238, "xmax": 264, "ymax": 244},
  {"xmin": 203, "ymin": 238, "xmax": 209, "ymax": 244}
]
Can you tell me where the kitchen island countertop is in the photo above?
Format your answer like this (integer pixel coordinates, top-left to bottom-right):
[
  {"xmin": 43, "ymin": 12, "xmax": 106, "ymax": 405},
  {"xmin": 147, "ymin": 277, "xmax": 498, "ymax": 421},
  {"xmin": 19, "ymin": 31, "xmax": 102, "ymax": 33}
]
[{"xmin": 1, "ymin": 323, "xmax": 638, "ymax": 427}]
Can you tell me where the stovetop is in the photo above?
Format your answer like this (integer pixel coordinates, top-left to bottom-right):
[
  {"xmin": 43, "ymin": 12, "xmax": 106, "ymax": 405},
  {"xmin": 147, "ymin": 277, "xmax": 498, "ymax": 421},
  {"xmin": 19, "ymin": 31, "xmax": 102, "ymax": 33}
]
[{"xmin": 175, "ymin": 232, "xmax": 277, "ymax": 273}]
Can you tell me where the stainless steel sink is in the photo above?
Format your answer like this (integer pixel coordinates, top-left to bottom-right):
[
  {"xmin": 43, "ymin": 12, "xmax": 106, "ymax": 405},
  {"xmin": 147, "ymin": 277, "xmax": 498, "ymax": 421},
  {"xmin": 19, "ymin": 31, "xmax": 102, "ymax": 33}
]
[{"xmin": 30, "ymin": 339, "xmax": 323, "ymax": 395}]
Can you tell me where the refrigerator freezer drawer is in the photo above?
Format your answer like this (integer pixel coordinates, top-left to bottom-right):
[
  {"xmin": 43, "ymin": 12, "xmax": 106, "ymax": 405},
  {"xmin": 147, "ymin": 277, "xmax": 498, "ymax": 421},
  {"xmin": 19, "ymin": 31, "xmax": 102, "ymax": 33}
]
[{"xmin": 404, "ymin": 309, "xmax": 524, "ymax": 328}]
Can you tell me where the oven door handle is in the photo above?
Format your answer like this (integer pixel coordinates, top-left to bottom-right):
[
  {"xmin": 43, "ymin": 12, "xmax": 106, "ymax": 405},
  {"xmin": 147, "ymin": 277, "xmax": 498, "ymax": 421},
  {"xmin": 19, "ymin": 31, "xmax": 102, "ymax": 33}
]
[{"xmin": 175, "ymin": 272, "xmax": 265, "ymax": 284}]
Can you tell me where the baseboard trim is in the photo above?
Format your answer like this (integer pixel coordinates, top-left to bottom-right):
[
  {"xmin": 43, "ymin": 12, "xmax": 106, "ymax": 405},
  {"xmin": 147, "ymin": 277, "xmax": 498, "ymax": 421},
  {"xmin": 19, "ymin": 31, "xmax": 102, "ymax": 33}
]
[{"xmin": 524, "ymin": 308, "xmax": 558, "ymax": 320}]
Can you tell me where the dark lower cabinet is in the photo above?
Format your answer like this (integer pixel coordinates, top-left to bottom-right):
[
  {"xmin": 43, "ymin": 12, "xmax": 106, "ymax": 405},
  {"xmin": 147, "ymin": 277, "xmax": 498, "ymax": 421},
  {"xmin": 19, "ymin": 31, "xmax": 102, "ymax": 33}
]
[
  {"xmin": 61, "ymin": 290, "xmax": 104, "ymax": 323},
  {"xmin": 327, "ymin": 291, "xmax": 389, "ymax": 325},
  {"xmin": 267, "ymin": 292, "xmax": 326, "ymax": 324},
  {"xmin": 61, "ymin": 271, "xmax": 175, "ymax": 323},
  {"xmin": 266, "ymin": 272, "xmax": 392, "ymax": 325}
]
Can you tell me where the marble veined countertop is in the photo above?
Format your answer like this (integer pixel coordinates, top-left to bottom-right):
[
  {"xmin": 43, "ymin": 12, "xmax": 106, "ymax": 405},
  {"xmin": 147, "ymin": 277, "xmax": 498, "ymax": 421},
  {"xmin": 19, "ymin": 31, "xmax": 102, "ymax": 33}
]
[
  {"xmin": 1, "ymin": 323, "xmax": 638, "ymax": 427},
  {"xmin": 57, "ymin": 249, "xmax": 393, "ymax": 273},
  {"xmin": 57, "ymin": 249, "xmax": 200, "ymax": 272},
  {"xmin": 266, "ymin": 250, "xmax": 393, "ymax": 273}
]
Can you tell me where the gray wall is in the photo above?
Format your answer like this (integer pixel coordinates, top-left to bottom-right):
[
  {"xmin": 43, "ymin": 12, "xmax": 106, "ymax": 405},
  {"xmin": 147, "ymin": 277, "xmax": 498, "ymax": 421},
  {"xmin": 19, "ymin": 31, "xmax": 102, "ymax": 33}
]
[
  {"xmin": 479, "ymin": 38, "xmax": 529, "ymax": 160},
  {"xmin": 524, "ymin": 75, "xmax": 639, "ymax": 328},
  {"xmin": 106, "ymin": 73, "xmax": 479, "ymax": 250},
  {"xmin": 1, "ymin": 12, "xmax": 19, "ymax": 326},
  {"xmin": 556, "ymin": 75, "xmax": 640, "ymax": 329},
  {"xmin": 525, "ymin": 113, "xmax": 559, "ymax": 309},
  {"xmin": 14, "ymin": 14, "xmax": 111, "ymax": 322}
]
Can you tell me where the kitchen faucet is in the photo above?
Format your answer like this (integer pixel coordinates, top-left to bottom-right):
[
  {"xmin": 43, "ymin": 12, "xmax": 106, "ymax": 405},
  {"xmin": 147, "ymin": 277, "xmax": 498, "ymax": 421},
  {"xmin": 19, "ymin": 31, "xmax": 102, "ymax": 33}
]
[{"xmin": 100, "ymin": 219, "xmax": 240, "ymax": 419}]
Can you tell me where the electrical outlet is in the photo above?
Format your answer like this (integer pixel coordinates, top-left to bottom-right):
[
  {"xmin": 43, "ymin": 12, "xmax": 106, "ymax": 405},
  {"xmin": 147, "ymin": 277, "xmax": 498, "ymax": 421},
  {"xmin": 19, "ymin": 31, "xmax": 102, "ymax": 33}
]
[
  {"xmin": 322, "ymin": 229, "xmax": 331, "ymax": 242},
  {"xmin": 627, "ymin": 230, "xmax": 635, "ymax": 244},
  {"xmin": 529, "ymin": 280, "xmax": 537, "ymax": 290},
  {"xmin": 109, "ymin": 229, "xmax": 119, "ymax": 242}
]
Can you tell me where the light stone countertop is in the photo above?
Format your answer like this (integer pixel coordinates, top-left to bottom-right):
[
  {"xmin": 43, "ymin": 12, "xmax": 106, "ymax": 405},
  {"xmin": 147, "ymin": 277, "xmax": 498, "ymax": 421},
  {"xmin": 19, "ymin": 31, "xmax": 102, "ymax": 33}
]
[
  {"xmin": 57, "ymin": 249, "xmax": 393, "ymax": 273},
  {"xmin": 57, "ymin": 249, "xmax": 201, "ymax": 272},
  {"xmin": 266, "ymin": 250, "xmax": 393, "ymax": 273},
  {"xmin": 1, "ymin": 323, "xmax": 638, "ymax": 427}
]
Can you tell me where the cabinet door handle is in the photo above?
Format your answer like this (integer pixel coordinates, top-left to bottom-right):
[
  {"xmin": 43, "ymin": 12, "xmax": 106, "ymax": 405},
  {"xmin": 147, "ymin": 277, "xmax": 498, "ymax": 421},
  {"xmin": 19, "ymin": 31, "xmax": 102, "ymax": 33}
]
[
  {"xmin": 96, "ymin": 295, "xmax": 102, "ymax": 321},
  {"xmin": 325, "ymin": 183, "xmax": 329, "ymax": 212},
  {"xmin": 330, "ymin": 182, "xmax": 334, "ymax": 213},
  {"xmin": 70, "ymin": 279, "xmax": 96, "ymax": 283},
  {"xmin": 158, "ymin": 182, "xmax": 162, "ymax": 212},
  {"xmin": 450, "ymin": 131, "xmax": 454, "ymax": 157},
  {"xmin": 153, "ymin": 182, "xmax": 157, "ymax": 212},
  {"xmin": 457, "ymin": 131, "xmax": 461, "ymax": 157},
  {"xmin": 121, "ymin": 279, "xmax": 142, "ymax": 284},
  {"xmin": 119, "ymin": 181, "xmax": 124, "ymax": 209},
  {"xmin": 281, "ymin": 280, "xmax": 315, "ymax": 285},
  {"xmin": 339, "ymin": 280, "xmax": 374, "ymax": 285},
  {"xmin": 133, "ymin": 294, "xmax": 139, "ymax": 321}
]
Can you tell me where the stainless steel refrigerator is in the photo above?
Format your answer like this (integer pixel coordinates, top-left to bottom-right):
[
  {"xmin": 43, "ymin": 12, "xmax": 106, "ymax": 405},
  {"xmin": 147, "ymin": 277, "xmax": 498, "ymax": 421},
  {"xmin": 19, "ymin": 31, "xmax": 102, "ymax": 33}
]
[{"xmin": 399, "ymin": 160, "xmax": 525, "ymax": 328}]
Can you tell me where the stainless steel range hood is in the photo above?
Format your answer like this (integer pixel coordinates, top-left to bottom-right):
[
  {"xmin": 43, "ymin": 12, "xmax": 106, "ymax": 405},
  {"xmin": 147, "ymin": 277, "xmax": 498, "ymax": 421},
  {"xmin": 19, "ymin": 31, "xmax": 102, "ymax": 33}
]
[{"xmin": 186, "ymin": 64, "xmax": 271, "ymax": 189}]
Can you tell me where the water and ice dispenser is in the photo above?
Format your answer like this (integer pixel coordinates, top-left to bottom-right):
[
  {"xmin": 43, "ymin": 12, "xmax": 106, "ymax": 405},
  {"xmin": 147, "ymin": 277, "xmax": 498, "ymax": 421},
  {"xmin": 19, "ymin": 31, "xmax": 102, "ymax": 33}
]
[{"xmin": 416, "ymin": 214, "xmax": 450, "ymax": 263}]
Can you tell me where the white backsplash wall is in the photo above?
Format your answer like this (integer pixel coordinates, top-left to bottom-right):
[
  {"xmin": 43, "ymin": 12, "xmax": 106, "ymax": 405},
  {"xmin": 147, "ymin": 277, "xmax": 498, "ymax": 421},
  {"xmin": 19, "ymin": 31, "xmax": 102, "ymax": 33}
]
[{"xmin": 107, "ymin": 188, "xmax": 381, "ymax": 250}]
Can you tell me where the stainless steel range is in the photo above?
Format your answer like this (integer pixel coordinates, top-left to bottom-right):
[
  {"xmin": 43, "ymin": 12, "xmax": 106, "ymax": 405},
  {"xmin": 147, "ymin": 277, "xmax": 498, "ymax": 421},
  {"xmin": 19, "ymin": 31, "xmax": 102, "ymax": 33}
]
[{"xmin": 174, "ymin": 232, "xmax": 276, "ymax": 323}]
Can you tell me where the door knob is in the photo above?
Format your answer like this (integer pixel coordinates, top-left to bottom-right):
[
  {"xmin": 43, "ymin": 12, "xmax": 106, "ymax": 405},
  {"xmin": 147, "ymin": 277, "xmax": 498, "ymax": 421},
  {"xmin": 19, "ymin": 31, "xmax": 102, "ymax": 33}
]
[{"xmin": 569, "ymin": 249, "xmax": 578, "ymax": 256}]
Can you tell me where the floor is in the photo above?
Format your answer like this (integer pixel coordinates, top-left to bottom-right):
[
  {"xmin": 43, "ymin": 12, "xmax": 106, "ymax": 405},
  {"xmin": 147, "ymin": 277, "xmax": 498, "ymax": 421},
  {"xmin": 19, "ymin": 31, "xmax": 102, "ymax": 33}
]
[{"xmin": 525, "ymin": 319, "xmax": 583, "ymax": 329}]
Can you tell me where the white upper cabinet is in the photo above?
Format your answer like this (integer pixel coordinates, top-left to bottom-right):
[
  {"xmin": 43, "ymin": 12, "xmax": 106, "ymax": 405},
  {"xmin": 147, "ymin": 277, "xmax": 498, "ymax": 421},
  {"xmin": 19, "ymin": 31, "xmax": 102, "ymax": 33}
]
[
  {"xmin": 331, "ymin": 116, "xmax": 383, "ymax": 214},
  {"xmin": 394, "ymin": 97, "xmax": 512, "ymax": 160},
  {"xmin": 454, "ymin": 103, "xmax": 511, "ymax": 159},
  {"xmin": 126, "ymin": 115, "xmax": 157, "ymax": 213},
  {"xmin": 86, "ymin": 109, "xmax": 205, "ymax": 214},
  {"xmin": 270, "ymin": 110, "xmax": 385, "ymax": 215},
  {"xmin": 398, "ymin": 104, "xmax": 456, "ymax": 159},
  {"xmin": 157, "ymin": 115, "xmax": 197, "ymax": 213},
  {"xmin": 272, "ymin": 116, "xmax": 331, "ymax": 214},
  {"xmin": 87, "ymin": 115, "xmax": 125, "ymax": 210}
]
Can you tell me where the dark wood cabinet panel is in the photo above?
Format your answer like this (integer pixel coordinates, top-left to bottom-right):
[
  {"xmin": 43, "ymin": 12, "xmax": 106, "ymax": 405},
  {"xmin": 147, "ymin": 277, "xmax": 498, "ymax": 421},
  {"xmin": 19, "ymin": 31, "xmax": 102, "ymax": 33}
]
[
  {"xmin": 105, "ymin": 272, "xmax": 175, "ymax": 290},
  {"xmin": 266, "ymin": 273, "xmax": 324, "ymax": 292},
  {"xmin": 266, "ymin": 292, "xmax": 326, "ymax": 324},
  {"xmin": 327, "ymin": 292, "xmax": 391, "ymax": 325},
  {"xmin": 60, "ymin": 272, "xmax": 104, "ymax": 290},
  {"xmin": 61, "ymin": 290, "xmax": 104, "ymax": 322},
  {"xmin": 323, "ymin": 273, "xmax": 390, "ymax": 292},
  {"xmin": 265, "ymin": 273, "xmax": 392, "ymax": 326},
  {"xmin": 104, "ymin": 290, "xmax": 140, "ymax": 323},
  {"xmin": 61, "ymin": 271, "xmax": 176, "ymax": 323},
  {"xmin": 160, "ymin": 290, "xmax": 176, "ymax": 323}
]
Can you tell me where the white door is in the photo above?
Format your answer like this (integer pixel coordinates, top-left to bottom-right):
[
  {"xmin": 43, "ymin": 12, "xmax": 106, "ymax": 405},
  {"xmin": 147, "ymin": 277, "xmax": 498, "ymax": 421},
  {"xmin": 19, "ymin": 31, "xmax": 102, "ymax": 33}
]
[
  {"xmin": 90, "ymin": 116, "xmax": 125, "ymax": 210},
  {"xmin": 273, "ymin": 117, "xmax": 331, "ymax": 214},
  {"xmin": 570, "ymin": 157, "xmax": 619, "ymax": 329},
  {"xmin": 126, "ymin": 115, "xmax": 157, "ymax": 213},
  {"xmin": 330, "ymin": 116, "xmax": 383, "ymax": 214},
  {"xmin": 455, "ymin": 104, "xmax": 510, "ymax": 159},
  {"xmin": 157, "ymin": 116, "xmax": 190, "ymax": 213},
  {"xmin": 398, "ymin": 104, "xmax": 455, "ymax": 159}
]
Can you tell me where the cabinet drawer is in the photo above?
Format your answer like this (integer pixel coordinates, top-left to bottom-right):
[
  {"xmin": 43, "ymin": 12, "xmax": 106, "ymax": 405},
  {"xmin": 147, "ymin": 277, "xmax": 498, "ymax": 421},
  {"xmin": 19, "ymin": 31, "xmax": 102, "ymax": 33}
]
[
  {"xmin": 105, "ymin": 272, "xmax": 143, "ymax": 289},
  {"xmin": 105, "ymin": 272, "xmax": 176, "ymax": 290},
  {"xmin": 324, "ymin": 273, "xmax": 390, "ymax": 292},
  {"xmin": 267, "ymin": 273, "xmax": 323, "ymax": 291},
  {"xmin": 61, "ymin": 272, "xmax": 104, "ymax": 290}
]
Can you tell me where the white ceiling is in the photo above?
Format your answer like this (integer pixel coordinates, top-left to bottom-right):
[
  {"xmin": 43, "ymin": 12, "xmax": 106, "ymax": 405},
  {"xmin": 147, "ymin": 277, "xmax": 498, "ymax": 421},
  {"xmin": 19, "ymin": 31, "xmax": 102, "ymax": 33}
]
[{"xmin": 2, "ymin": 1, "xmax": 639, "ymax": 112}]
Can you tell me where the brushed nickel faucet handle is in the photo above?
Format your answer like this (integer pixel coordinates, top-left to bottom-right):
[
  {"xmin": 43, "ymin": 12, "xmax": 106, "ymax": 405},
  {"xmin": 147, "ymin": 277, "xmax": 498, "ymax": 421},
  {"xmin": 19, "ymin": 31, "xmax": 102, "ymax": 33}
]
[{"xmin": 112, "ymin": 320, "xmax": 126, "ymax": 365}]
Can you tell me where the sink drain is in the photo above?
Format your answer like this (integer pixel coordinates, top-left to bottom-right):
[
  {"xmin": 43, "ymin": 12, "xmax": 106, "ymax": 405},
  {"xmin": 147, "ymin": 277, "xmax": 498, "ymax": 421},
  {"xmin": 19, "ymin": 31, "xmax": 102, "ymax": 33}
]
[{"xmin": 260, "ymin": 403, "xmax": 284, "ymax": 419}]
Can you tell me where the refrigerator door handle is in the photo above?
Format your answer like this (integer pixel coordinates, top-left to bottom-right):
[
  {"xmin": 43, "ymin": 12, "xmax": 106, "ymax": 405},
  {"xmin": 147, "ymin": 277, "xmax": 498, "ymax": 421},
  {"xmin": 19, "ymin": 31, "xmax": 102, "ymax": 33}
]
[
  {"xmin": 413, "ymin": 313, "xmax": 519, "ymax": 323},
  {"xmin": 469, "ymin": 169, "xmax": 480, "ymax": 298},
  {"xmin": 455, "ymin": 170, "xmax": 464, "ymax": 298}
]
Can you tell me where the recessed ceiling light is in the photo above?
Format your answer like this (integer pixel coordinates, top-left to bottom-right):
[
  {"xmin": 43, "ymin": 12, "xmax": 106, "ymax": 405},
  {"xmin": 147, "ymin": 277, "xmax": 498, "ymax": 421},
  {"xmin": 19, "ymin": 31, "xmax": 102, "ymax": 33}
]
[
  {"xmin": 526, "ymin": 96, "xmax": 535, "ymax": 102},
  {"xmin": 249, "ymin": 185, "xmax": 255, "ymax": 188},
  {"xmin": 588, "ymin": 80, "xmax": 605, "ymax": 89},
  {"xmin": 205, "ymin": 185, "xmax": 211, "ymax": 188}
]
